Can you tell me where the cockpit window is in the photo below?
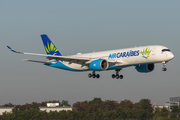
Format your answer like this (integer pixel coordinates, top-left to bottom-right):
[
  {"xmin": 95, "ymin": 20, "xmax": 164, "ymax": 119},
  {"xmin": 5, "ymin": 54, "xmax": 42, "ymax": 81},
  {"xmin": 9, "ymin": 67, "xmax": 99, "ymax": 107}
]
[{"xmin": 162, "ymin": 49, "xmax": 170, "ymax": 52}]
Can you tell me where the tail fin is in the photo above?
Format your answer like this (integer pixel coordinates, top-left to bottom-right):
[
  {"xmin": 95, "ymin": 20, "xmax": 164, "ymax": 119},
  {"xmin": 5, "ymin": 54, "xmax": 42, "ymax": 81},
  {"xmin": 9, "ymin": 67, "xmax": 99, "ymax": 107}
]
[{"xmin": 41, "ymin": 34, "xmax": 62, "ymax": 56}]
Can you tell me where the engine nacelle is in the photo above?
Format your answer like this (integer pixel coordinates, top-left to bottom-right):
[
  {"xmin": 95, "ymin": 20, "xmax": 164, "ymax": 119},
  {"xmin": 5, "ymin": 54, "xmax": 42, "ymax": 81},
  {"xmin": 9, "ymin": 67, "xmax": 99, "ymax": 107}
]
[
  {"xmin": 89, "ymin": 59, "xmax": 109, "ymax": 71},
  {"xmin": 135, "ymin": 63, "xmax": 154, "ymax": 73}
]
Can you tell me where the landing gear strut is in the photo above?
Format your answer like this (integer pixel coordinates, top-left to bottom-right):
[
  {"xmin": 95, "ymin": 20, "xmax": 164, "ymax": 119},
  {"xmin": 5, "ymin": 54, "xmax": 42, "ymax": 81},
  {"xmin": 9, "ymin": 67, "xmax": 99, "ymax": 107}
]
[
  {"xmin": 88, "ymin": 71, "xmax": 100, "ymax": 79},
  {"xmin": 112, "ymin": 69, "xmax": 123, "ymax": 79},
  {"xmin": 162, "ymin": 61, "xmax": 167, "ymax": 71}
]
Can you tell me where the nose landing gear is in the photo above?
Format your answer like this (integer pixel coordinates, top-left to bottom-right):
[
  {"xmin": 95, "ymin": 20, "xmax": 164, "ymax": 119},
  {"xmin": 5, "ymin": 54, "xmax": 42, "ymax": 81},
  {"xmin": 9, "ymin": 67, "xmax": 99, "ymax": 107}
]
[
  {"xmin": 162, "ymin": 61, "xmax": 167, "ymax": 71},
  {"xmin": 88, "ymin": 71, "xmax": 100, "ymax": 79},
  {"xmin": 112, "ymin": 69, "xmax": 123, "ymax": 79}
]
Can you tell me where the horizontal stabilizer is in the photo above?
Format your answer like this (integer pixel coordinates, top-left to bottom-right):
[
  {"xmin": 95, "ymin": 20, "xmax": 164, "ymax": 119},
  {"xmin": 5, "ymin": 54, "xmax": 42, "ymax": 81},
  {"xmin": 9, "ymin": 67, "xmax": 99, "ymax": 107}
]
[{"xmin": 23, "ymin": 59, "xmax": 52, "ymax": 64}]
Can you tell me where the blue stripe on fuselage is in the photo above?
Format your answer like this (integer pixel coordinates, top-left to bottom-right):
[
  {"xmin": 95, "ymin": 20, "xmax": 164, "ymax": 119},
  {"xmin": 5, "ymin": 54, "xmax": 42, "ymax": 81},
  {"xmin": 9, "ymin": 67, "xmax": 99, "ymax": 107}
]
[
  {"xmin": 44, "ymin": 61, "xmax": 85, "ymax": 71},
  {"xmin": 44, "ymin": 61, "xmax": 133, "ymax": 71}
]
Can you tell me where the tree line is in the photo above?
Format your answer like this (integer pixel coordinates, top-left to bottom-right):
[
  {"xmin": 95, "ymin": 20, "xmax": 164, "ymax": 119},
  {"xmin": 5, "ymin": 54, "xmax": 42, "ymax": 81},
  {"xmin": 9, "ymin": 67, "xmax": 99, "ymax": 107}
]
[
  {"xmin": 0, "ymin": 100, "xmax": 71, "ymax": 108},
  {"xmin": 0, "ymin": 98, "xmax": 180, "ymax": 120}
]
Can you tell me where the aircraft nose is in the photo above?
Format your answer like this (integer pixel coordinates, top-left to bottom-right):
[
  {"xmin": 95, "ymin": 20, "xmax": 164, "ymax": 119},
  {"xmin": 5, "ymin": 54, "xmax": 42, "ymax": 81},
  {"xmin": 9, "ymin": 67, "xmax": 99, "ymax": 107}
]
[{"xmin": 169, "ymin": 53, "xmax": 174, "ymax": 60}]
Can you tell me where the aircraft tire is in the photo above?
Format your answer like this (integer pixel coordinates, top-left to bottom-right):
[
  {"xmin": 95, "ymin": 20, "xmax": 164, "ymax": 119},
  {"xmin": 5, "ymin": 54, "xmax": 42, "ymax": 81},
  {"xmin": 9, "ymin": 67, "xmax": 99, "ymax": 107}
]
[
  {"xmin": 120, "ymin": 75, "xmax": 123, "ymax": 79},
  {"xmin": 112, "ymin": 74, "xmax": 115, "ymax": 78},
  {"xmin": 88, "ymin": 73, "xmax": 92, "ymax": 78},
  {"xmin": 96, "ymin": 74, "xmax": 100, "ymax": 78},
  {"xmin": 92, "ymin": 74, "xmax": 96, "ymax": 78},
  {"xmin": 162, "ymin": 68, "xmax": 167, "ymax": 71},
  {"xmin": 116, "ymin": 75, "xmax": 119, "ymax": 79}
]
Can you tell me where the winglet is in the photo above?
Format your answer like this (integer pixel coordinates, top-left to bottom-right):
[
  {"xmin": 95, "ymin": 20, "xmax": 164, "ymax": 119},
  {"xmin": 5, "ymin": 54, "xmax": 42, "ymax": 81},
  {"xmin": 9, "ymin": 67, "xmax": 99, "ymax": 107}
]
[
  {"xmin": 7, "ymin": 45, "xmax": 16, "ymax": 52},
  {"xmin": 7, "ymin": 46, "xmax": 11, "ymax": 50},
  {"xmin": 7, "ymin": 46, "xmax": 23, "ymax": 54}
]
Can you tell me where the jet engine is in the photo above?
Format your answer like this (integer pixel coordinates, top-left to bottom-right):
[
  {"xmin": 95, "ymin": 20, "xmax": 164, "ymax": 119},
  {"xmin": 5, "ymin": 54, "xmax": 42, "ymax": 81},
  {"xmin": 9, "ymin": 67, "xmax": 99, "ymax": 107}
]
[
  {"xmin": 89, "ymin": 59, "xmax": 109, "ymax": 71},
  {"xmin": 135, "ymin": 63, "xmax": 154, "ymax": 73}
]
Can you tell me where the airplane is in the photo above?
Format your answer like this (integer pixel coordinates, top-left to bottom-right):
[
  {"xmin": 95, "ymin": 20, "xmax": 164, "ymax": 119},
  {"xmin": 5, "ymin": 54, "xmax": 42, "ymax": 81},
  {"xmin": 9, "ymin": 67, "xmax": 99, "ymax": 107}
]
[{"xmin": 7, "ymin": 34, "xmax": 174, "ymax": 79}]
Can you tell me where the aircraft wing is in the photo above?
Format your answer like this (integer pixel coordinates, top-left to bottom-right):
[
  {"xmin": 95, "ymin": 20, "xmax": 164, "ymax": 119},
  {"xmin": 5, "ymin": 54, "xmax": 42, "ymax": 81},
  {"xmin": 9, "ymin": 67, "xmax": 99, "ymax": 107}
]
[
  {"xmin": 7, "ymin": 46, "xmax": 91, "ymax": 64},
  {"xmin": 23, "ymin": 59, "xmax": 53, "ymax": 64},
  {"xmin": 7, "ymin": 46, "xmax": 123, "ymax": 65}
]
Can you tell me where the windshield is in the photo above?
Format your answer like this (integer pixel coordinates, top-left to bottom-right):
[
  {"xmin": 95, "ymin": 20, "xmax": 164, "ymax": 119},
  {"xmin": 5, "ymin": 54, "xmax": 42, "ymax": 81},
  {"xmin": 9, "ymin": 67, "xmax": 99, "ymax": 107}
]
[{"xmin": 162, "ymin": 49, "xmax": 170, "ymax": 52}]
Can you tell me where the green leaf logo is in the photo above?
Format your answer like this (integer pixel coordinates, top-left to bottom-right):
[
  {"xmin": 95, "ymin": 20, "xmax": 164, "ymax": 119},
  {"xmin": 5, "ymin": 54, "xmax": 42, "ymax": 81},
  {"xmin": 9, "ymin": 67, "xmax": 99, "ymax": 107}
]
[
  {"xmin": 141, "ymin": 47, "xmax": 152, "ymax": 59},
  {"xmin": 141, "ymin": 47, "xmax": 152, "ymax": 56},
  {"xmin": 45, "ymin": 42, "xmax": 58, "ymax": 53}
]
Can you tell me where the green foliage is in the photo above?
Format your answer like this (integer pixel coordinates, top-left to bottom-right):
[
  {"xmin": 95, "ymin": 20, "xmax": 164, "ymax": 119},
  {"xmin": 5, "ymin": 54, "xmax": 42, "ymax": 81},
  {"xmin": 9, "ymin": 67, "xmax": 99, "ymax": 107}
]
[
  {"xmin": 138, "ymin": 99, "xmax": 153, "ymax": 113},
  {"xmin": 160, "ymin": 107, "xmax": 169, "ymax": 117},
  {"xmin": 12, "ymin": 103, "xmax": 39, "ymax": 113},
  {"xmin": 2, "ymin": 103, "xmax": 14, "ymax": 107},
  {"xmin": 1, "ymin": 109, "xmax": 49, "ymax": 120},
  {"xmin": 72, "ymin": 98, "xmax": 154, "ymax": 119},
  {"xmin": 89, "ymin": 97, "xmax": 102, "ymax": 105},
  {"xmin": 60, "ymin": 100, "xmax": 71, "ymax": 107},
  {"xmin": 1, "ymin": 98, "xmax": 178, "ymax": 120},
  {"xmin": 100, "ymin": 100, "xmax": 118, "ymax": 111},
  {"xmin": 73, "ymin": 101, "xmax": 90, "ymax": 112},
  {"xmin": 117, "ymin": 99, "xmax": 133, "ymax": 109},
  {"xmin": 153, "ymin": 116, "xmax": 172, "ymax": 120},
  {"xmin": 170, "ymin": 113, "xmax": 177, "ymax": 118},
  {"xmin": 172, "ymin": 106, "xmax": 180, "ymax": 113}
]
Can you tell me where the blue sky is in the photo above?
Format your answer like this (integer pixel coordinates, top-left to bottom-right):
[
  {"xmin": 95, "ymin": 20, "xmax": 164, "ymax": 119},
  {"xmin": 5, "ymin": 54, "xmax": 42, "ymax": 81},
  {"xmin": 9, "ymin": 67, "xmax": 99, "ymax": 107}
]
[{"xmin": 1, "ymin": 0, "xmax": 180, "ymax": 105}]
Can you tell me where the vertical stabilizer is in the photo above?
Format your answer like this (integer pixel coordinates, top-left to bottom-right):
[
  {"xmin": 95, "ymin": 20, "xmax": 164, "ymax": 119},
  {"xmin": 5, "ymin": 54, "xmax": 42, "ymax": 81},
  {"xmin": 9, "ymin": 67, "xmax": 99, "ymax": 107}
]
[{"xmin": 41, "ymin": 34, "xmax": 62, "ymax": 56}]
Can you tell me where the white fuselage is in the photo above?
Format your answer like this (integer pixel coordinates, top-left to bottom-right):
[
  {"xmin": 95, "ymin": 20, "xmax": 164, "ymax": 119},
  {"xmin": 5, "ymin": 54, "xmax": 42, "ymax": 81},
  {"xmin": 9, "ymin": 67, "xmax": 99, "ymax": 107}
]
[{"xmin": 52, "ymin": 45, "xmax": 174, "ymax": 71}]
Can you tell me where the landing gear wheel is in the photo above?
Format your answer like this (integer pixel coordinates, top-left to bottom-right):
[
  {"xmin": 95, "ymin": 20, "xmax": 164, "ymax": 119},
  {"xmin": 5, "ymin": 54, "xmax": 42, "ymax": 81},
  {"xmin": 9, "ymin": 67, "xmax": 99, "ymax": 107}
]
[
  {"xmin": 162, "ymin": 68, "xmax": 167, "ymax": 71},
  {"xmin": 112, "ymin": 74, "xmax": 115, "ymax": 79},
  {"xmin": 96, "ymin": 74, "xmax": 100, "ymax": 78},
  {"xmin": 88, "ymin": 71, "xmax": 100, "ymax": 79},
  {"xmin": 119, "ymin": 75, "xmax": 123, "ymax": 79},
  {"xmin": 92, "ymin": 74, "xmax": 96, "ymax": 78},
  {"xmin": 116, "ymin": 75, "xmax": 119, "ymax": 79},
  {"xmin": 88, "ymin": 73, "xmax": 92, "ymax": 78},
  {"xmin": 112, "ymin": 69, "xmax": 124, "ymax": 79}
]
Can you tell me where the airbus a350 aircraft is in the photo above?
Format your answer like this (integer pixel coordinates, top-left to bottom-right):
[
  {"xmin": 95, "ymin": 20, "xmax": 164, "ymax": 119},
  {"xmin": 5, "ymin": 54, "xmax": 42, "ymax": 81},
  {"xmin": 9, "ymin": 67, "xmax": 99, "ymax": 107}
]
[{"xmin": 7, "ymin": 34, "xmax": 174, "ymax": 79}]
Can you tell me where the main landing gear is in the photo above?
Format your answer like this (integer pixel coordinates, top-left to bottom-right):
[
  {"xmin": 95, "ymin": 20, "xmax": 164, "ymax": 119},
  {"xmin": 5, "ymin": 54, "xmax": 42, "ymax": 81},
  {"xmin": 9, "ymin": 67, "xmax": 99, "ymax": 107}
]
[
  {"xmin": 88, "ymin": 69, "xmax": 124, "ymax": 79},
  {"xmin": 162, "ymin": 61, "xmax": 167, "ymax": 71},
  {"xmin": 112, "ymin": 69, "xmax": 123, "ymax": 79},
  {"xmin": 88, "ymin": 71, "xmax": 100, "ymax": 79}
]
